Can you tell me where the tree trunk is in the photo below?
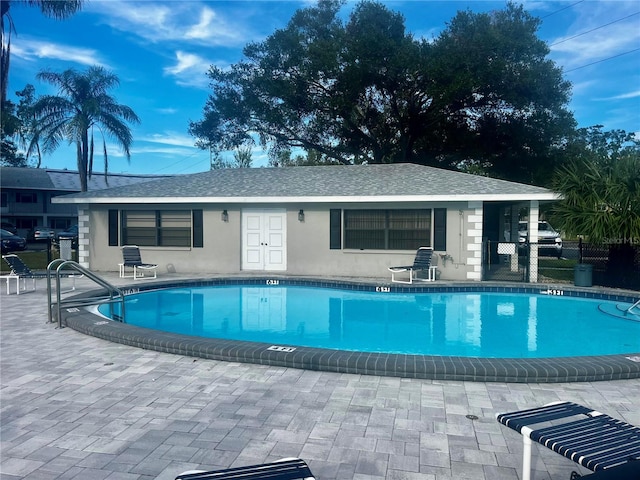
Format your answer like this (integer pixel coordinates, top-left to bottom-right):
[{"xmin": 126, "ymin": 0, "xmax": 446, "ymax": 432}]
[{"xmin": 77, "ymin": 140, "xmax": 88, "ymax": 192}]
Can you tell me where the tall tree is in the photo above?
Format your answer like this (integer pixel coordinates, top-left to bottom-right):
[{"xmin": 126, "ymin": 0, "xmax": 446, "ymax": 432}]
[
  {"xmin": 552, "ymin": 128, "xmax": 640, "ymax": 244},
  {"xmin": 190, "ymin": 0, "xmax": 575, "ymax": 184},
  {"xmin": 30, "ymin": 66, "xmax": 140, "ymax": 191},
  {"xmin": 0, "ymin": 98, "xmax": 27, "ymax": 166},
  {"xmin": 15, "ymin": 84, "xmax": 42, "ymax": 167},
  {"xmin": 552, "ymin": 128, "xmax": 639, "ymax": 288},
  {"xmin": 232, "ymin": 146, "xmax": 253, "ymax": 168},
  {"xmin": 1, "ymin": 0, "xmax": 83, "ymax": 105},
  {"xmin": 426, "ymin": 4, "xmax": 575, "ymax": 184}
]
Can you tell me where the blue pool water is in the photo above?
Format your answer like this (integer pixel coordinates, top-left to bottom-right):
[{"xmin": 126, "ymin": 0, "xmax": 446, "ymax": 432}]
[{"xmin": 99, "ymin": 285, "xmax": 640, "ymax": 358}]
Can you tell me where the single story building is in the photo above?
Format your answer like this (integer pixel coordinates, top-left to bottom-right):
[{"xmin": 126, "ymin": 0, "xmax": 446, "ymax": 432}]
[{"xmin": 53, "ymin": 163, "xmax": 558, "ymax": 282}]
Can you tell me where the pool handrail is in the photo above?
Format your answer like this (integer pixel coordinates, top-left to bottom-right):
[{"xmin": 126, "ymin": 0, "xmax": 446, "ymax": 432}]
[
  {"xmin": 627, "ymin": 299, "xmax": 640, "ymax": 315},
  {"xmin": 47, "ymin": 260, "xmax": 125, "ymax": 328}
]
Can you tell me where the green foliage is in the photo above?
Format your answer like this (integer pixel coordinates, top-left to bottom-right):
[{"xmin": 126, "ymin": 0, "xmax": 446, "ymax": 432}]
[
  {"xmin": 1, "ymin": 1, "xmax": 83, "ymax": 104},
  {"xmin": 30, "ymin": 66, "xmax": 140, "ymax": 191},
  {"xmin": 190, "ymin": 0, "xmax": 575, "ymax": 183},
  {"xmin": 552, "ymin": 128, "xmax": 640, "ymax": 245},
  {"xmin": 232, "ymin": 146, "xmax": 253, "ymax": 168},
  {"xmin": 1, "ymin": 138, "xmax": 27, "ymax": 166},
  {"xmin": 14, "ymin": 84, "xmax": 42, "ymax": 167},
  {"xmin": 268, "ymin": 148, "xmax": 342, "ymax": 167},
  {"xmin": 0, "ymin": 99, "xmax": 27, "ymax": 166}
]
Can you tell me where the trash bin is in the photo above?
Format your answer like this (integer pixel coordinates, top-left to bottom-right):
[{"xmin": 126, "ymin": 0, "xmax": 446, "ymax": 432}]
[{"xmin": 574, "ymin": 263, "xmax": 593, "ymax": 287}]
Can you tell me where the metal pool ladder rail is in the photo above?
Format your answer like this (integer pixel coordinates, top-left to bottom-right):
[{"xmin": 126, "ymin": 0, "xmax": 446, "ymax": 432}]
[
  {"xmin": 47, "ymin": 260, "xmax": 125, "ymax": 328},
  {"xmin": 627, "ymin": 299, "xmax": 640, "ymax": 315}
]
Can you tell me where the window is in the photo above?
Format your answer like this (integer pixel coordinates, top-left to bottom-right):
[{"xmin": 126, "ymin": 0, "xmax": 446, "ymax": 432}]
[
  {"xmin": 16, "ymin": 192, "xmax": 37, "ymax": 203},
  {"xmin": 122, "ymin": 210, "xmax": 191, "ymax": 247},
  {"xmin": 1, "ymin": 192, "xmax": 7, "ymax": 208},
  {"xmin": 344, "ymin": 209, "xmax": 431, "ymax": 250}
]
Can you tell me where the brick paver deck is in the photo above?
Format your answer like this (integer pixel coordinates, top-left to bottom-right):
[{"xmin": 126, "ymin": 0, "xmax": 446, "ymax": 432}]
[{"xmin": 1, "ymin": 273, "xmax": 638, "ymax": 479}]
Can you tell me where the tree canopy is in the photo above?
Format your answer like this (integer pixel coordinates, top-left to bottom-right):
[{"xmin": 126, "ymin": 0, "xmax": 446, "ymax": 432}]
[
  {"xmin": 30, "ymin": 66, "xmax": 140, "ymax": 191},
  {"xmin": 552, "ymin": 127, "xmax": 640, "ymax": 245},
  {"xmin": 190, "ymin": 0, "xmax": 576, "ymax": 184}
]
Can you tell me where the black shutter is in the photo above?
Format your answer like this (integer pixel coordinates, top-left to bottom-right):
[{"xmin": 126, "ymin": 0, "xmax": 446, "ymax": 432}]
[
  {"xmin": 108, "ymin": 210, "xmax": 118, "ymax": 246},
  {"xmin": 193, "ymin": 210, "xmax": 203, "ymax": 248},
  {"xmin": 433, "ymin": 208, "xmax": 447, "ymax": 251},
  {"xmin": 330, "ymin": 209, "xmax": 341, "ymax": 249}
]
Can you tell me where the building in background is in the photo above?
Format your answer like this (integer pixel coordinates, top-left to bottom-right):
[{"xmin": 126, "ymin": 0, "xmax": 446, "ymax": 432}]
[{"xmin": 0, "ymin": 167, "xmax": 172, "ymax": 236}]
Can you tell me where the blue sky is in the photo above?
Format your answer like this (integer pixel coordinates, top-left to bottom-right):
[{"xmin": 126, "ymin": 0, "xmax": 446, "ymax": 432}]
[{"xmin": 6, "ymin": 0, "xmax": 640, "ymax": 174}]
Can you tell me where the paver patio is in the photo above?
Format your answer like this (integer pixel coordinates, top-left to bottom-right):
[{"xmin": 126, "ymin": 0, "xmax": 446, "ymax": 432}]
[{"xmin": 1, "ymin": 273, "xmax": 638, "ymax": 479}]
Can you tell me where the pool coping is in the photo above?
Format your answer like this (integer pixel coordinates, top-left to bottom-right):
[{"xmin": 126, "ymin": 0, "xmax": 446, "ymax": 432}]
[{"xmin": 61, "ymin": 277, "xmax": 640, "ymax": 383}]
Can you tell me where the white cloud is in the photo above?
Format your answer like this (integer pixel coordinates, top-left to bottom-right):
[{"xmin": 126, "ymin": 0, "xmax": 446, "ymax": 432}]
[
  {"xmin": 88, "ymin": 1, "xmax": 248, "ymax": 47},
  {"xmin": 549, "ymin": 5, "xmax": 640, "ymax": 68},
  {"xmin": 185, "ymin": 7, "xmax": 218, "ymax": 40},
  {"xmin": 155, "ymin": 107, "xmax": 178, "ymax": 115},
  {"xmin": 140, "ymin": 132, "xmax": 196, "ymax": 148},
  {"xmin": 10, "ymin": 38, "xmax": 106, "ymax": 67},
  {"xmin": 163, "ymin": 51, "xmax": 213, "ymax": 89},
  {"xmin": 164, "ymin": 51, "xmax": 204, "ymax": 76},
  {"xmin": 600, "ymin": 90, "xmax": 640, "ymax": 101}
]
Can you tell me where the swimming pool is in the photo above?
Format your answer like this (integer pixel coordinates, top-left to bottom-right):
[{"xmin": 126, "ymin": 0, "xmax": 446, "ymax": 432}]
[
  {"xmin": 98, "ymin": 285, "xmax": 640, "ymax": 359},
  {"xmin": 65, "ymin": 278, "xmax": 640, "ymax": 383}
]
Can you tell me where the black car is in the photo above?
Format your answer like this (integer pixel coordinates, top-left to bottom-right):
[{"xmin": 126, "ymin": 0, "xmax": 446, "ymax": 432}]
[
  {"xmin": 1, "ymin": 222, "xmax": 17, "ymax": 234},
  {"xmin": 1, "ymin": 229, "xmax": 27, "ymax": 254},
  {"xmin": 55, "ymin": 225, "xmax": 79, "ymax": 249}
]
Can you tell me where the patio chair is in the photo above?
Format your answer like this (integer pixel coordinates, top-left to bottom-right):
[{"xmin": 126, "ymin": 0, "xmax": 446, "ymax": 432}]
[
  {"xmin": 388, "ymin": 246, "xmax": 437, "ymax": 284},
  {"xmin": 119, "ymin": 245, "xmax": 158, "ymax": 280},
  {"xmin": 2, "ymin": 254, "xmax": 46, "ymax": 294},
  {"xmin": 175, "ymin": 458, "xmax": 315, "ymax": 480},
  {"xmin": 496, "ymin": 401, "xmax": 640, "ymax": 480}
]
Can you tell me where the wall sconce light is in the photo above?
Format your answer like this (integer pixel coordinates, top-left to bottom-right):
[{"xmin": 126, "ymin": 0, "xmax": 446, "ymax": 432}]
[
  {"xmin": 298, "ymin": 209, "xmax": 305, "ymax": 222},
  {"xmin": 221, "ymin": 209, "xmax": 229, "ymax": 222}
]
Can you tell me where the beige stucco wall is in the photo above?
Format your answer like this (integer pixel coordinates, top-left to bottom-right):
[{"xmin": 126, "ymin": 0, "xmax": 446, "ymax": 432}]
[{"xmin": 84, "ymin": 202, "xmax": 480, "ymax": 281}]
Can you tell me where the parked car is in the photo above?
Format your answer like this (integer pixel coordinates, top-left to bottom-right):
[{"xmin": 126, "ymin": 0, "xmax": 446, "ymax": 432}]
[
  {"xmin": 518, "ymin": 221, "xmax": 563, "ymax": 258},
  {"xmin": 1, "ymin": 229, "xmax": 27, "ymax": 254},
  {"xmin": 55, "ymin": 225, "xmax": 78, "ymax": 249},
  {"xmin": 27, "ymin": 226, "xmax": 56, "ymax": 241},
  {"xmin": 1, "ymin": 221, "xmax": 18, "ymax": 234}
]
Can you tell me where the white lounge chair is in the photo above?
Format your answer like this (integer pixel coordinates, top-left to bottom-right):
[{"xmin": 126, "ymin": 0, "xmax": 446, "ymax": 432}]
[
  {"xmin": 2, "ymin": 254, "xmax": 46, "ymax": 294},
  {"xmin": 119, "ymin": 245, "xmax": 158, "ymax": 280},
  {"xmin": 388, "ymin": 246, "xmax": 437, "ymax": 284}
]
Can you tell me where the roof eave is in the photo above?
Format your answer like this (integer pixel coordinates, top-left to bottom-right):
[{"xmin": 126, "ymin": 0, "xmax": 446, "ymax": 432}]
[{"xmin": 52, "ymin": 193, "xmax": 561, "ymax": 204}]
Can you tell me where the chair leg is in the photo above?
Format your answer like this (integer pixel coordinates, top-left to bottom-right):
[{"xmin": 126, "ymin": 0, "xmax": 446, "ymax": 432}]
[{"xmin": 522, "ymin": 435, "xmax": 532, "ymax": 480}]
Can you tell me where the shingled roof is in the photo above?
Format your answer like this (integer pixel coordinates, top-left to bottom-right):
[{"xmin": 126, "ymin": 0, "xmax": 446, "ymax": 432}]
[
  {"xmin": 0, "ymin": 167, "xmax": 171, "ymax": 192},
  {"xmin": 53, "ymin": 163, "xmax": 557, "ymax": 204}
]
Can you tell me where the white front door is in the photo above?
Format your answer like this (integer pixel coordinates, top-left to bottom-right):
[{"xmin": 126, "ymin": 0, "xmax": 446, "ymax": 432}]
[{"xmin": 242, "ymin": 209, "xmax": 287, "ymax": 271}]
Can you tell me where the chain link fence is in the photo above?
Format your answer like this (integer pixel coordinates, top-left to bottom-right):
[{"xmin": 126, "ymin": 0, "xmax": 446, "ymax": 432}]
[{"xmin": 578, "ymin": 239, "xmax": 640, "ymax": 291}]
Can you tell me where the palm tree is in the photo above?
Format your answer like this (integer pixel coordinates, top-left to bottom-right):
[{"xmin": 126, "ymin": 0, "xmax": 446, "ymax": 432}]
[
  {"xmin": 1, "ymin": 0, "xmax": 83, "ymax": 105},
  {"xmin": 552, "ymin": 135, "xmax": 640, "ymax": 288},
  {"xmin": 31, "ymin": 66, "xmax": 141, "ymax": 191}
]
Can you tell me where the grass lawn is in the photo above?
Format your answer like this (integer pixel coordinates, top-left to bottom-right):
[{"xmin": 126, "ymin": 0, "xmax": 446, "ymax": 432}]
[
  {"xmin": 538, "ymin": 258, "xmax": 578, "ymax": 283},
  {"xmin": 1, "ymin": 249, "xmax": 78, "ymax": 272}
]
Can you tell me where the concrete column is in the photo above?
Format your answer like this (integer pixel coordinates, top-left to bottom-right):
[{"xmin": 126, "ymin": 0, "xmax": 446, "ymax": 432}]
[
  {"xmin": 466, "ymin": 201, "xmax": 483, "ymax": 281},
  {"xmin": 528, "ymin": 201, "xmax": 539, "ymax": 283},
  {"xmin": 77, "ymin": 206, "xmax": 90, "ymax": 269}
]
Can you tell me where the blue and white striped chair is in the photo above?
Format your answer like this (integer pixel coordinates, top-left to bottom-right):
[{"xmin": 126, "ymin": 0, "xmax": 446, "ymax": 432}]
[{"xmin": 497, "ymin": 401, "xmax": 640, "ymax": 480}]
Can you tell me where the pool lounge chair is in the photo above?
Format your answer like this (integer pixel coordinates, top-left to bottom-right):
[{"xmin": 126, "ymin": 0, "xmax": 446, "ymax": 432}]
[
  {"xmin": 496, "ymin": 401, "xmax": 640, "ymax": 480},
  {"xmin": 388, "ymin": 246, "xmax": 437, "ymax": 284},
  {"xmin": 175, "ymin": 458, "xmax": 315, "ymax": 480},
  {"xmin": 2, "ymin": 254, "xmax": 46, "ymax": 294},
  {"xmin": 119, "ymin": 245, "xmax": 158, "ymax": 280}
]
